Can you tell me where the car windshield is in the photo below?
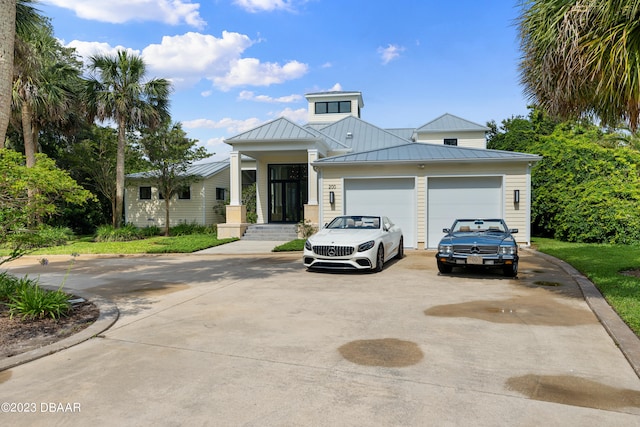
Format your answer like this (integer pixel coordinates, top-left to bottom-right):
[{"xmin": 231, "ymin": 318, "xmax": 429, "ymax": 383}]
[
  {"xmin": 327, "ymin": 216, "xmax": 381, "ymax": 230},
  {"xmin": 452, "ymin": 219, "xmax": 506, "ymax": 233}
]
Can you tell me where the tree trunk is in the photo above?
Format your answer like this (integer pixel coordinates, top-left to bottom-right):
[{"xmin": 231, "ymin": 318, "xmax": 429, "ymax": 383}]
[
  {"xmin": 22, "ymin": 101, "xmax": 35, "ymax": 167},
  {"xmin": 0, "ymin": 0, "xmax": 16, "ymax": 150},
  {"xmin": 164, "ymin": 196, "xmax": 170, "ymax": 236},
  {"xmin": 114, "ymin": 120, "xmax": 125, "ymax": 228}
]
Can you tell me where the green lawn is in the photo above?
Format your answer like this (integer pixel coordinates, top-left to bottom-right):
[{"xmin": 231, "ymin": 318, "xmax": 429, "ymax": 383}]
[
  {"xmin": 533, "ymin": 237, "xmax": 640, "ymax": 336},
  {"xmin": 1, "ymin": 234, "xmax": 239, "ymax": 256}
]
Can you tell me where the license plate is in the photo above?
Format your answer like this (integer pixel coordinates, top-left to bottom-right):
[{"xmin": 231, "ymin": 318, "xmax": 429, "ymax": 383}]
[{"xmin": 467, "ymin": 256, "xmax": 483, "ymax": 265}]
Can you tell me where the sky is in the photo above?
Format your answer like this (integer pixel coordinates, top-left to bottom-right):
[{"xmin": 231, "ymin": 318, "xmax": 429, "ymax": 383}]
[{"xmin": 38, "ymin": 0, "xmax": 530, "ymax": 161}]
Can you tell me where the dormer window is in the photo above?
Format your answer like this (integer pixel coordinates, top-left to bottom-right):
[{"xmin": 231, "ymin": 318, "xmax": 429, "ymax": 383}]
[
  {"xmin": 444, "ymin": 138, "xmax": 458, "ymax": 146},
  {"xmin": 315, "ymin": 101, "xmax": 351, "ymax": 114}
]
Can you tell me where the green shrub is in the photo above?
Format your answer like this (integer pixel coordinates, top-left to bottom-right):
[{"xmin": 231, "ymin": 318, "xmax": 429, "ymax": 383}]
[
  {"xmin": 35, "ymin": 225, "xmax": 74, "ymax": 247},
  {"xmin": 95, "ymin": 224, "xmax": 142, "ymax": 242},
  {"xmin": 7, "ymin": 279, "xmax": 71, "ymax": 320},
  {"xmin": 141, "ymin": 225, "xmax": 161, "ymax": 237},
  {"xmin": 170, "ymin": 221, "xmax": 214, "ymax": 236},
  {"xmin": 0, "ymin": 272, "xmax": 23, "ymax": 302}
]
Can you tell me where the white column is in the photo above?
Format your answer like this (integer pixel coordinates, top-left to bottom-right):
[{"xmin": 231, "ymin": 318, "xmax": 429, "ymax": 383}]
[
  {"xmin": 229, "ymin": 151, "xmax": 242, "ymax": 205},
  {"xmin": 307, "ymin": 149, "xmax": 318, "ymax": 205}
]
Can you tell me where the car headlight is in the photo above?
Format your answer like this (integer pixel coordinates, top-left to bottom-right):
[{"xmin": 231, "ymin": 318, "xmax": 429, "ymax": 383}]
[
  {"xmin": 499, "ymin": 245, "xmax": 516, "ymax": 255},
  {"xmin": 305, "ymin": 240, "xmax": 312, "ymax": 250},
  {"xmin": 438, "ymin": 244, "xmax": 453, "ymax": 254},
  {"xmin": 358, "ymin": 240, "xmax": 375, "ymax": 252}
]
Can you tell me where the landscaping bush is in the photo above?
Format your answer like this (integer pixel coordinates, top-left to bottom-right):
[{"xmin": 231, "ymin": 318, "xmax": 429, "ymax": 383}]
[
  {"xmin": 35, "ymin": 225, "xmax": 74, "ymax": 247},
  {"xmin": 170, "ymin": 221, "xmax": 215, "ymax": 236},
  {"xmin": 530, "ymin": 129, "xmax": 640, "ymax": 243},
  {"xmin": 95, "ymin": 224, "xmax": 143, "ymax": 242},
  {"xmin": 140, "ymin": 225, "xmax": 161, "ymax": 237},
  {"xmin": 0, "ymin": 272, "xmax": 22, "ymax": 301},
  {"xmin": 7, "ymin": 279, "xmax": 71, "ymax": 320}
]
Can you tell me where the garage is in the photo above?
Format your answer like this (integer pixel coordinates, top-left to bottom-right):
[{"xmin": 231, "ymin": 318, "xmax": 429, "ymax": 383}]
[
  {"xmin": 427, "ymin": 176, "xmax": 503, "ymax": 248},
  {"xmin": 344, "ymin": 178, "xmax": 416, "ymax": 248}
]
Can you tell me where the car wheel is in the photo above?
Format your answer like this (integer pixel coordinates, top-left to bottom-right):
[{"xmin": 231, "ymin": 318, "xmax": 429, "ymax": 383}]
[
  {"xmin": 437, "ymin": 260, "xmax": 452, "ymax": 274},
  {"xmin": 503, "ymin": 260, "xmax": 518, "ymax": 277},
  {"xmin": 395, "ymin": 237, "xmax": 404, "ymax": 259},
  {"xmin": 374, "ymin": 245, "xmax": 384, "ymax": 272}
]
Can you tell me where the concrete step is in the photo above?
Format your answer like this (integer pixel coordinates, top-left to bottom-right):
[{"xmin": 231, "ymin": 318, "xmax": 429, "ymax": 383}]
[{"xmin": 242, "ymin": 224, "xmax": 298, "ymax": 241}]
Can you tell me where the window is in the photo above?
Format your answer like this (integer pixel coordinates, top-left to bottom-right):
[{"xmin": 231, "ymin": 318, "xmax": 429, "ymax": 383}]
[
  {"xmin": 444, "ymin": 138, "xmax": 458, "ymax": 146},
  {"xmin": 178, "ymin": 186, "xmax": 191, "ymax": 200},
  {"xmin": 314, "ymin": 101, "xmax": 351, "ymax": 114},
  {"xmin": 158, "ymin": 191, "xmax": 165, "ymax": 200},
  {"xmin": 139, "ymin": 186, "xmax": 151, "ymax": 200},
  {"xmin": 216, "ymin": 188, "xmax": 226, "ymax": 200}
]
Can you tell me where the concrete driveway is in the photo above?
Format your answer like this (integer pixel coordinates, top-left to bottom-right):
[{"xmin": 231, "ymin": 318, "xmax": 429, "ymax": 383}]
[{"xmin": 1, "ymin": 249, "xmax": 639, "ymax": 426}]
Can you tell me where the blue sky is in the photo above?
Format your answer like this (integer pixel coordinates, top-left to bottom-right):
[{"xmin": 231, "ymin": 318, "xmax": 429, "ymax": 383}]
[{"xmin": 39, "ymin": 0, "xmax": 529, "ymax": 160}]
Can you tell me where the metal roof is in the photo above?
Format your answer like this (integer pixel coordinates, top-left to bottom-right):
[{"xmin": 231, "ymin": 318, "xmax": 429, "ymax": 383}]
[
  {"xmin": 127, "ymin": 161, "xmax": 229, "ymax": 179},
  {"xmin": 318, "ymin": 116, "xmax": 409, "ymax": 152},
  {"xmin": 226, "ymin": 117, "xmax": 347, "ymax": 150},
  {"xmin": 313, "ymin": 142, "xmax": 541, "ymax": 166},
  {"xmin": 226, "ymin": 117, "xmax": 320, "ymax": 141},
  {"xmin": 416, "ymin": 113, "xmax": 490, "ymax": 132},
  {"xmin": 385, "ymin": 128, "xmax": 414, "ymax": 140}
]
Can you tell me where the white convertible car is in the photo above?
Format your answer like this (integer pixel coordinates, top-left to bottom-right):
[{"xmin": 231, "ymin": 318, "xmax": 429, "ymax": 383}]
[{"xmin": 303, "ymin": 215, "xmax": 404, "ymax": 272}]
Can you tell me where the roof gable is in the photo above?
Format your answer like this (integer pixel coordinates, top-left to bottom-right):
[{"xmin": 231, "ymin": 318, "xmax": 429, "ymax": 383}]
[
  {"xmin": 317, "ymin": 116, "xmax": 410, "ymax": 152},
  {"xmin": 416, "ymin": 113, "xmax": 489, "ymax": 133},
  {"xmin": 226, "ymin": 117, "xmax": 321, "ymax": 142}
]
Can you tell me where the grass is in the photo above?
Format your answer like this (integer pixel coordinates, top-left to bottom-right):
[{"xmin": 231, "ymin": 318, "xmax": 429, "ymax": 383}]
[
  {"xmin": 0, "ymin": 234, "xmax": 239, "ymax": 256},
  {"xmin": 273, "ymin": 239, "xmax": 305, "ymax": 252},
  {"xmin": 533, "ymin": 237, "xmax": 640, "ymax": 336}
]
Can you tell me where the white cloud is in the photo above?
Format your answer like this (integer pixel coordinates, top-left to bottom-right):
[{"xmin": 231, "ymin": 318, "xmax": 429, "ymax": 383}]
[
  {"xmin": 43, "ymin": 0, "xmax": 206, "ymax": 29},
  {"xmin": 183, "ymin": 117, "xmax": 264, "ymax": 134},
  {"xmin": 233, "ymin": 0, "xmax": 295, "ymax": 13},
  {"xmin": 142, "ymin": 31, "xmax": 254, "ymax": 88},
  {"xmin": 213, "ymin": 58, "xmax": 308, "ymax": 91},
  {"xmin": 328, "ymin": 83, "xmax": 343, "ymax": 91},
  {"xmin": 66, "ymin": 40, "xmax": 140, "ymax": 67},
  {"xmin": 238, "ymin": 91, "xmax": 303, "ymax": 103},
  {"xmin": 269, "ymin": 107, "xmax": 307, "ymax": 123},
  {"xmin": 378, "ymin": 44, "xmax": 405, "ymax": 65},
  {"xmin": 64, "ymin": 31, "xmax": 308, "ymax": 91}
]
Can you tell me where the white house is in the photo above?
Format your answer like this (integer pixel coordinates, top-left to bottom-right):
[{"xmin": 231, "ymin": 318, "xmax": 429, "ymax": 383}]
[
  {"xmin": 219, "ymin": 91, "xmax": 541, "ymax": 249},
  {"xmin": 125, "ymin": 161, "xmax": 232, "ymax": 228}
]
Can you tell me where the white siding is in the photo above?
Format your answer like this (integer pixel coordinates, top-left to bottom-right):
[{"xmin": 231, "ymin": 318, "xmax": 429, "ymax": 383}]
[
  {"xmin": 415, "ymin": 130, "xmax": 487, "ymax": 149},
  {"xmin": 125, "ymin": 169, "xmax": 230, "ymax": 228}
]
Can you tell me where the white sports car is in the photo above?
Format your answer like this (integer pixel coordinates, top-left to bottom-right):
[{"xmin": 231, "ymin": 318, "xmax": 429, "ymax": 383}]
[{"xmin": 303, "ymin": 215, "xmax": 404, "ymax": 272}]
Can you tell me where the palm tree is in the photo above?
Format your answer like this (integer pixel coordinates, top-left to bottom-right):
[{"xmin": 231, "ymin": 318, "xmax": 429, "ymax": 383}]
[
  {"xmin": 86, "ymin": 50, "xmax": 170, "ymax": 227},
  {"xmin": 519, "ymin": 0, "xmax": 640, "ymax": 131},
  {"xmin": 12, "ymin": 22, "xmax": 82, "ymax": 167},
  {"xmin": 0, "ymin": 0, "xmax": 43, "ymax": 149}
]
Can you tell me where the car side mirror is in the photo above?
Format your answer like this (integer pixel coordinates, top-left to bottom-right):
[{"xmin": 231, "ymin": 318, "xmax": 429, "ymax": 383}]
[
  {"xmin": 510, "ymin": 228, "xmax": 518, "ymax": 234},
  {"xmin": 443, "ymin": 228, "xmax": 451, "ymax": 233},
  {"xmin": 323, "ymin": 223, "xmax": 329, "ymax": 228}
]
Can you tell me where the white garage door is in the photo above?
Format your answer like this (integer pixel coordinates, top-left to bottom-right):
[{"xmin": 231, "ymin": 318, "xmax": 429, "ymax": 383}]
[
  {"xmin": 345, "ymin": 178, "xmax": 415, "ymax": 248},
  {"xmin": 427, "ymin": 176, "xmax": 503, "ymax": 248}
]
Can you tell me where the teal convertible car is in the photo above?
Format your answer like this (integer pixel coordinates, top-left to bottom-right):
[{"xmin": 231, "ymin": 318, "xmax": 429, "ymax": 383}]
[{"xmin": 435, "ymin": 219, "xmax": 519, "ymax": 277}]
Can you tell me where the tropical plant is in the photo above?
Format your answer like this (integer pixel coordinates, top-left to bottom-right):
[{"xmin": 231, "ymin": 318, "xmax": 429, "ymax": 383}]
[
  {"xmin": 12, "ymin": 20, "xmax": 83, "ymax": 168},
  {"xmin": 0, "ymin": 148, "xmax": 94, "ymax": 264},
  {"xmin": 7, "ymin": 279, "xmax": 70, "ymax": 320},
  {"xmin": 518, "ymin": 0, "xmax": 640, "ymax": 131},
  {"xmin": 0, "ymin": 0, "xmax": 44, "ymax": 149},
  {"xmin": 85, "ymin": 50, "xmax": 171, "ymax": 228}
]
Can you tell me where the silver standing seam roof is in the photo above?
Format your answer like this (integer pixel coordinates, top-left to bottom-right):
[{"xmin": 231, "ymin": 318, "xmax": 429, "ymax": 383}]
[
  {"xmin": 127, "ymin": 161, "xmax": 229, "ymax": 179},
  {"xmin": 227, "ymin": 117, "xmax": 348, "ymax": 150},
  {"xmin": 313, "ymin": 143, "xmax": 541, "ymax": 165},
  {"xmin": 416, "ymin": 113, "xmax": 490, "ymax": 132}
]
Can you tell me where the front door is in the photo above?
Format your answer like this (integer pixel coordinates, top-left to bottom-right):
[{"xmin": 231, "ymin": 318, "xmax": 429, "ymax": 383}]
[{"xmin": 268, "ymin": 164, "xmax": 307, "ymax": 223}]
